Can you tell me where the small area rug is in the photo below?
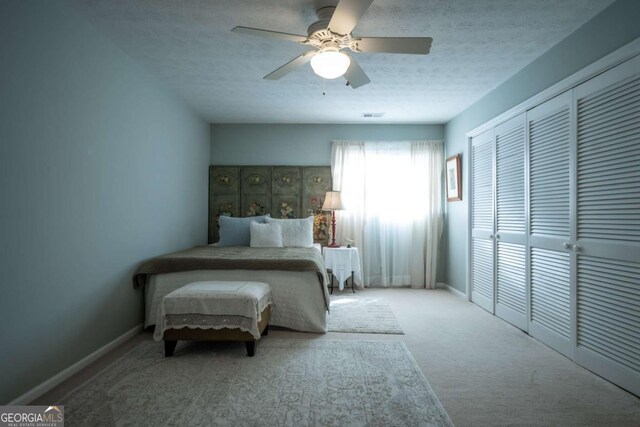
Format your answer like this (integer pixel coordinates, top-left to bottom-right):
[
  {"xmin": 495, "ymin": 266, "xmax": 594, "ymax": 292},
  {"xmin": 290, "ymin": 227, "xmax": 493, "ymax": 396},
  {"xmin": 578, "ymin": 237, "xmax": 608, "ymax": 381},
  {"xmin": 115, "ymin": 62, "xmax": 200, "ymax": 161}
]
[
  {"xmin": 328, "ymin": 295, "xmax": 405, "ymax": 334},
  {"xmin": 62, "ymin": 339, "xmax": 451, "ymax": 426}
]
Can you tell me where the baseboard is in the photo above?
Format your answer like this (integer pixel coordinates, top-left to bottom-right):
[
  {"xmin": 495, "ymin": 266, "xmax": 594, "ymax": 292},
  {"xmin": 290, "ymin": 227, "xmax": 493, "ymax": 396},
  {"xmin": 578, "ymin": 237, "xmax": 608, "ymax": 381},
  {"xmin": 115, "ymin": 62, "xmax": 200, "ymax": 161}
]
[
  {"xmin": 9, "ymin": 323, "xmax": 143, "ymax": 405},
  {"xmin": 436, "ymin": 282, "xmax": 466, "ymax": 299}
]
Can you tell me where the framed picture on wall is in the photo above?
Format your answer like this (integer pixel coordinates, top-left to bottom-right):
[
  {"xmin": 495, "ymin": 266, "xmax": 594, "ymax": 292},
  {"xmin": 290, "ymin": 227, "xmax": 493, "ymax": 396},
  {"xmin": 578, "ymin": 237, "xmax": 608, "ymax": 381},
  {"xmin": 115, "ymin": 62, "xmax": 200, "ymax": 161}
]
[{"xmin": 446, "ymin": 154, "xmax": 462, "ymax": 201}]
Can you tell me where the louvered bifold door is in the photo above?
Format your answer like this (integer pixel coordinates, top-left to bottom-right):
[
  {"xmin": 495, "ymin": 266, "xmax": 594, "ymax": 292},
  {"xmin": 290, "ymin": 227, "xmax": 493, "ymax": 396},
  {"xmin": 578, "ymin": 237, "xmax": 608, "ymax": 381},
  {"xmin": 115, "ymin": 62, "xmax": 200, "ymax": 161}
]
[
  {"xmin": 494, "ymin": 114, "xmax": 527, "ymax": 331},
  {"xmin": 527, "ymin": 91, "xmax": 575, "ymax": 358},
  {"xmin": 572, "ymin": 55, "xmax": 640, "ymax": 396},
  {"xmin": 471, "ymin": 129, "xmax": 495, "ymax": 314}
]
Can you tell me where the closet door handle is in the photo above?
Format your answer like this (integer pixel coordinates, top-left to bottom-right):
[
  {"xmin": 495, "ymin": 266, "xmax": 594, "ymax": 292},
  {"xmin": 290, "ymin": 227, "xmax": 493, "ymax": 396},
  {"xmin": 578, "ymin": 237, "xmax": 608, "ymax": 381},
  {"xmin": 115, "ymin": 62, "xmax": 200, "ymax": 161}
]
[
  {"xmin": 489, "ymin": 234, "xmax": 494, "ymax": 239},
  {"xmin": 495, "ymin": 234, "xmax": 501, "ymax": 240},
  {"xmin": 573, "ymin": 245, "xmax": 582, "ymax": 253},
  {"xmin": 562, "ymin": 242, "xmax": 572, "ymax": 250}
]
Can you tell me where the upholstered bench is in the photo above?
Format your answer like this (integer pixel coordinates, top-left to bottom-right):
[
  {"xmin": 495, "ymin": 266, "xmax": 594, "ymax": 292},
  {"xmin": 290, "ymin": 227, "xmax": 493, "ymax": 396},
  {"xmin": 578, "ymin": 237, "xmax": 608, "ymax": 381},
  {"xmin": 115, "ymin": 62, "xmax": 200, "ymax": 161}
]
[{"xmin": 153, "ymin": 281, "xmax": 272, "ymax": 357}]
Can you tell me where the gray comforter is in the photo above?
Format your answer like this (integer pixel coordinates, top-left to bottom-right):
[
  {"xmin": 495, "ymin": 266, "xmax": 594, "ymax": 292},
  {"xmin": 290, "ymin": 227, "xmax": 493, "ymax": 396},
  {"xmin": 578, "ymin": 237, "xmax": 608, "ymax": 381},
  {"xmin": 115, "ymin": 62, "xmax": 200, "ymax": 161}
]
[{"xmin": 134, "ymin": 245, "xmax": 330, "ymax": 309}]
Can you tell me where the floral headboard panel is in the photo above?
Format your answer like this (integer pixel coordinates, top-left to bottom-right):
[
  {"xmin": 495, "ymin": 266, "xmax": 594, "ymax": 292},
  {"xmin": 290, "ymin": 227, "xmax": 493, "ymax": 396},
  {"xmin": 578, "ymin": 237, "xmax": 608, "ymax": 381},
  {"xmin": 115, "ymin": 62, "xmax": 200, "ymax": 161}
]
[{"xmin": 208, "ymin": 165, "xmax": 332, "ymax": 244}]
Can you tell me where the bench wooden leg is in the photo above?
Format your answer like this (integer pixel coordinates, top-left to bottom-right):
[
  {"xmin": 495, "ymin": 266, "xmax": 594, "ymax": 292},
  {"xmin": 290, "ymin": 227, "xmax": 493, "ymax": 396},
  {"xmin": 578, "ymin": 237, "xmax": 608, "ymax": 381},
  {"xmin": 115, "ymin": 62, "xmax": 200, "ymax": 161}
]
[
  {"xmin": 245, "ymin": 341, "xmax": 256, "ymax": 357},
  {"xmin": 165, "ymin": 340, "xmax": 177, "ymax": 357},
  {"xmin": 262, "ymin": 324, "xmax": 269, "ymax": 336}
]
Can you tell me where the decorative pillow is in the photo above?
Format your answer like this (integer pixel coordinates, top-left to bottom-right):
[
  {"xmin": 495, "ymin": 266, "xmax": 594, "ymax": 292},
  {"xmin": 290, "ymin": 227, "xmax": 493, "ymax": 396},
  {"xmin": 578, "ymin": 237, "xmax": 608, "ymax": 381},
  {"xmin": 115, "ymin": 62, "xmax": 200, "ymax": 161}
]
[
  {"xmin": 218, "ymin": 215, "xmax": 269, "ymax": 246},
  {"xmin": 250, "ymin": 222, "xmax": 283, "ymax": 248},
  {"xmin": 265, "ymin": 216, "xmax": 314, "ymax": 248}
]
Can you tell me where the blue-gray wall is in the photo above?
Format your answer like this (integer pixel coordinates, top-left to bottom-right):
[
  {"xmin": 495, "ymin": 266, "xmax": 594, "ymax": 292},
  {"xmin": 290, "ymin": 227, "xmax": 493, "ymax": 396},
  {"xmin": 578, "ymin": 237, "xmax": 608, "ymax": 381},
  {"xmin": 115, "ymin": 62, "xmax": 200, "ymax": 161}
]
[
  {"xmin": 0, "ymin": 1, "xmax": 210, "ymax": 403},
  {"xmin": 211, "ymin": 124, "xmax": 444, "ymax": 165},
  {"xmin": 443, "ymin": 0, "xmax": 640, "ymax": 293}
]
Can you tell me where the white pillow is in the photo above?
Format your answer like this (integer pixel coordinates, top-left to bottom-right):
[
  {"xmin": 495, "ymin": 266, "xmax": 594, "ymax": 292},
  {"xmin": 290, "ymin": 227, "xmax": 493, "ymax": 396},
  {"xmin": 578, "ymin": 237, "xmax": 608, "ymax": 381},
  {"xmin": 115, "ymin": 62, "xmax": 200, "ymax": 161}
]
[
  {"xmin": 250, "ymin": 222, "xmax": 283, "ymax": 248},
  {"xmin": 265, "ymin": 216, "xmax": 314, "ymax": 248}
]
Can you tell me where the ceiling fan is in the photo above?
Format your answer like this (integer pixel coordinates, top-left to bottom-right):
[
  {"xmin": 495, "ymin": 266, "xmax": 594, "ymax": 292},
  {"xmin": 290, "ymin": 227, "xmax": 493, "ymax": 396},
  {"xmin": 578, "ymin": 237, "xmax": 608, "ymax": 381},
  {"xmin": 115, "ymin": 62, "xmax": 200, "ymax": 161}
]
[{"xmin": 231, "ymin": 0, "xmax": 433, "ymax": 89}]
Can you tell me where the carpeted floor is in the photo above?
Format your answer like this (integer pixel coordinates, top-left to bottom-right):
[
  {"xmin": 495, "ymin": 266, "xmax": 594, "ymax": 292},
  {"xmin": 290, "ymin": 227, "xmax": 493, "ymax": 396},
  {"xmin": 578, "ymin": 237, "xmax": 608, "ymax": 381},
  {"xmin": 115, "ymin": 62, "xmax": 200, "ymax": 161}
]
[
  {"xmin": 327, "ymin": 295, "xmax": 404, "ymax": 334},
  {"xmin": 34, "ymin": 288, "xmax": 640, "ymax": 426},
  {"xmin": 62, "ymin": 339, "xmax": 452, "ymax": 426}
]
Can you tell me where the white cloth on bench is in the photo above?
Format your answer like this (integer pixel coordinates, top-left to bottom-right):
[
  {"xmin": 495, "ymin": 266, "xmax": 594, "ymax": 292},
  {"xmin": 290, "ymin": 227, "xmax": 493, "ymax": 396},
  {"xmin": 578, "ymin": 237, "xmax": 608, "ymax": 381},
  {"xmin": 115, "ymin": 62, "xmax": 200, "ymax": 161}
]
[{"xmin": 154, "ymin": 281, "xmax": 271, "ymax": 341}]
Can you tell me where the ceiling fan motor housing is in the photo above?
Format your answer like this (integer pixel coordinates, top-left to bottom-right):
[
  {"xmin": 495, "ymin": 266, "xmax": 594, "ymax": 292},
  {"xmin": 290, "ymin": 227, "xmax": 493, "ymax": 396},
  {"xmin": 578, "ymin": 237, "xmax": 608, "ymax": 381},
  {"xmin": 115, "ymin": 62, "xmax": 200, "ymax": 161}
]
[
  {"xmin": 307, "ymin": 6, "xmax": 335, "ymax": 35},
  {"xmin": 307, "ymin": 6, "xmax": 357, "ymax": 51}
]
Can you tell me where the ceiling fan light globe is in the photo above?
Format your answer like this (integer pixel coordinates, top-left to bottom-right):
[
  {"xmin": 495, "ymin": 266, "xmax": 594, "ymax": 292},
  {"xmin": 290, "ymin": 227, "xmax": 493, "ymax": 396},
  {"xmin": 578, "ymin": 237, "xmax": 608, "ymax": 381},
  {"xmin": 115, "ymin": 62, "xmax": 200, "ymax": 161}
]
[{"xmin": 310, "ymin": 51, "xmax": 351, "ymax": 79}]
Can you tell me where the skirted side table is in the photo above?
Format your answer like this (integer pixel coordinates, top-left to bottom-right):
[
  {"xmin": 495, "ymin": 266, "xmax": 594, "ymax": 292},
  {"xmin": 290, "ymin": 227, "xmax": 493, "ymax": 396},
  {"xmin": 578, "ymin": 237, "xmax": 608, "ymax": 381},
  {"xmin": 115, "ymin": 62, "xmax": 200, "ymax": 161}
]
[{"xmin": 322, "ymin": 246, "xmax": 362, "ymax": 294}]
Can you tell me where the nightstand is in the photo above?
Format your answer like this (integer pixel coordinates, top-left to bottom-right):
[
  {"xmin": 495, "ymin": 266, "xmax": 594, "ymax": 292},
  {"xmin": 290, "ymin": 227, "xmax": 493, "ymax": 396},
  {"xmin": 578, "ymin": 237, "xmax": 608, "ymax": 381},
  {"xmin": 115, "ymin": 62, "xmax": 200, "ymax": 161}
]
[{"xmin": 322, "ymin": 246, "xmax": 362, "ymax": 294}]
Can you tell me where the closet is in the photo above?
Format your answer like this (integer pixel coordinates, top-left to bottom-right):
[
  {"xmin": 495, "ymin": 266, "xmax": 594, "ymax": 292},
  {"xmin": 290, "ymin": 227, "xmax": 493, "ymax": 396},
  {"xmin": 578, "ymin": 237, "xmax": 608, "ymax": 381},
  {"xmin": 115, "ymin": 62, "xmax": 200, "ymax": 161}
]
[{"xmin": 469, "ymin": 54, "xmax": 640, "ymax": 396}]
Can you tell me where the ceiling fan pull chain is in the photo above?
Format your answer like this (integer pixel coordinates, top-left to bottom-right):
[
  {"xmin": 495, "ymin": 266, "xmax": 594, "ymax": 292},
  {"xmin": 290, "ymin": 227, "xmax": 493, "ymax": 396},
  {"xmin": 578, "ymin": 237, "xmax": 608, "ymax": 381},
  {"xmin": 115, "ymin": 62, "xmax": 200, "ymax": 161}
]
[{"xmin": 323, "ymin": 78, "xmax": 326, "ymax": 96}]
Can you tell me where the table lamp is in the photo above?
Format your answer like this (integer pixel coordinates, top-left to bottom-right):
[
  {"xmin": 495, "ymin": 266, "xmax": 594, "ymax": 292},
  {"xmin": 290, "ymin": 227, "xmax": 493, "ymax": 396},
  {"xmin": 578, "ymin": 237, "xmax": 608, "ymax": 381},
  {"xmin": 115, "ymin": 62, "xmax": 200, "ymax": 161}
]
[{"xmin": 322, "ymin": 191, "xmax": 343, "ymax": 247}]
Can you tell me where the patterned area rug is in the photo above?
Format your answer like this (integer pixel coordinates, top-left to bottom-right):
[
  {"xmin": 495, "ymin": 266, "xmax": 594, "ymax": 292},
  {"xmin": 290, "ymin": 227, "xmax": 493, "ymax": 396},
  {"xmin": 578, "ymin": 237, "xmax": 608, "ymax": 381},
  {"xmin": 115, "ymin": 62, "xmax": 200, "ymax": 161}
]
[
  {"xmin": 62, "ymin": 339, "xmax": 452, "ymax": 426},
  {"xmin": 328, "ymin": 295, "xmax": 405, "ymax": 334}
]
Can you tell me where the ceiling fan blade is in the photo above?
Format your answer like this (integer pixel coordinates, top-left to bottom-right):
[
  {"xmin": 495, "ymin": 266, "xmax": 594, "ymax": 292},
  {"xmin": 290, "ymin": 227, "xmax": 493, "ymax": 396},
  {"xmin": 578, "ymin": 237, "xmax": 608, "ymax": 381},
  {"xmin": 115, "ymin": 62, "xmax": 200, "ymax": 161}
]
[
  {"xmin": 232, "ymin": 26, "xmax": 308, "ymax": 44},
  {"xmin": 344, "ymin": 56, "xmax": 370, "ymax": 89},
  {"xmin": 355, "ymin": 37, "xmax": 433, "ymax": 55},
  {"xmin": 264, "ymin": 51, "xmax": 317, "ymax": 80},
  {"xmin": 328, "ymin": 0, "xmax": 374, "ymax": 36}
]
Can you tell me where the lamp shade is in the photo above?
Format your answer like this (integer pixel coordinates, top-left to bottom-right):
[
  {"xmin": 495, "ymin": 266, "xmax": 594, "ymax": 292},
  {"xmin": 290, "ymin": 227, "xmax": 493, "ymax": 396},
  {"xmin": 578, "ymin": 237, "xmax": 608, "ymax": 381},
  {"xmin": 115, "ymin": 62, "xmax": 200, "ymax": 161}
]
[
  {"xmin": 310, "ymin": 50, "xmax": 351, "ymax": 79},
  {"xmin": 322, "ymin": 191, "xmax": 343, "ymax": 211}
]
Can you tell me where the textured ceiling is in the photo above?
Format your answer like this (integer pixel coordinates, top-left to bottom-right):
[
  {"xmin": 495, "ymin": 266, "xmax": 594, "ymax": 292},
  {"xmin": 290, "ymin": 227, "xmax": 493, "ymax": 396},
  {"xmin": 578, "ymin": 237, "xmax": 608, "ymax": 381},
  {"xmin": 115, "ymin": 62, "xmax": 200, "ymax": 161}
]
[{"xmin": 68, "ymin": 0, "xmax": 614, "ymax": 124}]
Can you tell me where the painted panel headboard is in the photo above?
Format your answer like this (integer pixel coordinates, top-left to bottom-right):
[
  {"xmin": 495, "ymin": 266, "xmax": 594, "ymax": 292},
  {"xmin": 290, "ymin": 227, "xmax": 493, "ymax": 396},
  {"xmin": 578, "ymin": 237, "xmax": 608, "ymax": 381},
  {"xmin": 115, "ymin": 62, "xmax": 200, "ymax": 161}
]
[{"xmin": 208, "ymin": 165, "xmax": 333, "ymax": 244}]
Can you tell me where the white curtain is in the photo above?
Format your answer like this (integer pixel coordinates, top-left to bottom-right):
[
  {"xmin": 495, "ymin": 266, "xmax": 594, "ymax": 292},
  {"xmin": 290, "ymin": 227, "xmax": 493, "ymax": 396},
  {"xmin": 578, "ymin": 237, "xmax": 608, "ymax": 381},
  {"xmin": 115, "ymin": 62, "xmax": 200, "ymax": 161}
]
[{"xmin": 331, "ymin": 140, "xmax": 444, "ymax": 288}]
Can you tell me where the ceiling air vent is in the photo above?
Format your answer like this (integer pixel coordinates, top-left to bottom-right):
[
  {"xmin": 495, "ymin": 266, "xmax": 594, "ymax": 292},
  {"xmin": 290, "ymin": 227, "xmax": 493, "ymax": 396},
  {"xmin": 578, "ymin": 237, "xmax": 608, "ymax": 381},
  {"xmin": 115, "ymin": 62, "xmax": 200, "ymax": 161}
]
[{"xmin": 362, "ymin": 112, "xmax": 385, "ymax": 118}]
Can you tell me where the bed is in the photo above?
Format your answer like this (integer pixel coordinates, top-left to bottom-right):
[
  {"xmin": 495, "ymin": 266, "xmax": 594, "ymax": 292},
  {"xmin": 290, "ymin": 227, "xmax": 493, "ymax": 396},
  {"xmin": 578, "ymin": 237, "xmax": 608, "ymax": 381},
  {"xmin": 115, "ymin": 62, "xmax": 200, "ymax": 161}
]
[{"xmin": 135, "ymin": 244, "xmax": 330, "ymax": 333}]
